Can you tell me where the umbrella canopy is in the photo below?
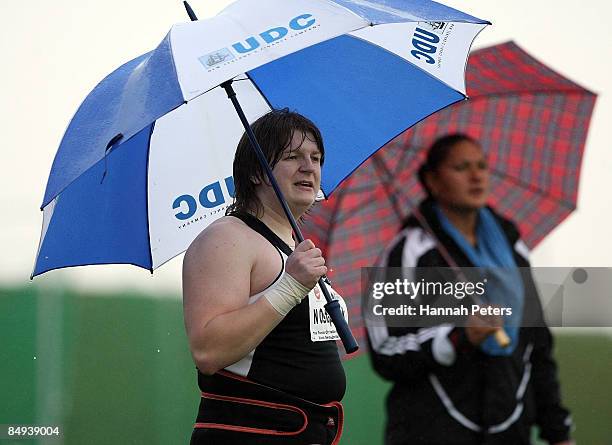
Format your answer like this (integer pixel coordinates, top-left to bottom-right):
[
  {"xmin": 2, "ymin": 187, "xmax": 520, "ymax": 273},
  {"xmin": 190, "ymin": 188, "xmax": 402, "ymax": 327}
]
[
  {"xmin": 33, "ymin": 0, "xmax": 489, "ymax": 277},
  {"xmin": 302, "ymin": 41, "xmax": 597, "ymax": 345}
]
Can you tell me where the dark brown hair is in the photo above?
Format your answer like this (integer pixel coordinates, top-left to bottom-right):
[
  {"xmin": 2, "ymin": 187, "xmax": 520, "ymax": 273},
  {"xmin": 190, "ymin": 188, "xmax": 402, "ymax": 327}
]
[{"xmin": 226, "ymin": 109, "xmax": 324, "ymax": 216}]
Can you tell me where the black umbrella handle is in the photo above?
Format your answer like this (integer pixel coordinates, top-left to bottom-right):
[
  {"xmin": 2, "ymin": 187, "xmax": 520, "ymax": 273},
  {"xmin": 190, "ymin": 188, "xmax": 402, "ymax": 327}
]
[{"xmin": 221, "ymin": 80, "xmax": 358, "ymax": 354}]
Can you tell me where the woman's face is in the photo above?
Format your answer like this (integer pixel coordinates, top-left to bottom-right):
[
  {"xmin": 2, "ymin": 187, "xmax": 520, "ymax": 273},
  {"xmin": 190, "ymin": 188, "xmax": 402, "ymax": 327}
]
[
  {"xmin": 426, "ymin": 140, "xmax": 490, "ymax": 211},
  {"xmin": 257, "ymin": 130, "xmax": 322, "ymax": 216}
]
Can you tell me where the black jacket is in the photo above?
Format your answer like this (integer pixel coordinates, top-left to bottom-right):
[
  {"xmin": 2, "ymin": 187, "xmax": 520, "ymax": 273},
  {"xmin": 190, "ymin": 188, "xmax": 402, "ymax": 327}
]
[{"xmin": 366, "ymin": 199, "xmax": 572, "ymax": 445}]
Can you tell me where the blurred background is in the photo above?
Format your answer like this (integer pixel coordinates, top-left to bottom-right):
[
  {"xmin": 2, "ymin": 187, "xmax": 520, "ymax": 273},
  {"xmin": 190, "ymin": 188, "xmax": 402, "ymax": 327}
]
[{"xmin": 1, "ymin": 0, "xmax": 610, "ymax": 443}]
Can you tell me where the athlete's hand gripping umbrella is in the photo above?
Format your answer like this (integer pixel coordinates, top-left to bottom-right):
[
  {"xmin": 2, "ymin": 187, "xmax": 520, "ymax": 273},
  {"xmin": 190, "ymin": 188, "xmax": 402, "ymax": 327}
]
[{"xmin": 33, "ymin": 0, "xmax": 491, "ymax": 354}]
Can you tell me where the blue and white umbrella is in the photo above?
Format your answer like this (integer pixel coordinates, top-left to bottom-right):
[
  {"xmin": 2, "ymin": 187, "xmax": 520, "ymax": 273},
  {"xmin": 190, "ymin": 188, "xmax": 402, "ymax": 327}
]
[{"xmin": 34, "ymin": 0, "xmax": 488, "ymax": 277}]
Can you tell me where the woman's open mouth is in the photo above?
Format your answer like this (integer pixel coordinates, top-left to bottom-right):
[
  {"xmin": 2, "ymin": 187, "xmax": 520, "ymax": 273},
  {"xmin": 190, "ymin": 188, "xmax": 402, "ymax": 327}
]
[{"xmin": 294, "ymin": 180, "xmax": 314, "ymax": 190}]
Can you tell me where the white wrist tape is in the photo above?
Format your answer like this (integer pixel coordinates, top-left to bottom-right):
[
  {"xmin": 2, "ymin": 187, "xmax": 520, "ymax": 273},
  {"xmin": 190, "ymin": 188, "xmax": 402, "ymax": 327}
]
[{"xmin": 264, "ymin": 272, "xmax": 311, "ymax": 316}]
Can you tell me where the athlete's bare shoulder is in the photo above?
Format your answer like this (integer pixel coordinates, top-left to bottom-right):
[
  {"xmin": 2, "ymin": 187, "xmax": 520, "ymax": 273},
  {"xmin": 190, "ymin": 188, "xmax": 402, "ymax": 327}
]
[{"xmin": 185, "ymin": 215, "xmax": 253, "ymax": 257}]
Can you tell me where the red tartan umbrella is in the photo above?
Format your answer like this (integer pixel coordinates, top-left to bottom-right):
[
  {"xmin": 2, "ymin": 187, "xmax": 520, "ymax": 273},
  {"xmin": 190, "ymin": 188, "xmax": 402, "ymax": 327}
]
[{"xmin": 302, "ymin": 41, "xmax": 597, "ymax": 350}]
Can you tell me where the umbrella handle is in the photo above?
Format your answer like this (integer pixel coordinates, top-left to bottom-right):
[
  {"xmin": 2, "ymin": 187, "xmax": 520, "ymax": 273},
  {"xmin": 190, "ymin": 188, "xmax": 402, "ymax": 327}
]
[
  {"xmin": 220, "ymin": 80, "xmax": 359, "ymax": 354},
  {"xmin": 493, "ymin": 328, "xmax": 511, "ymax": 348},
  {"xmin": 325, "ymin": 298, "xmax": 358, "ymax": 353}
]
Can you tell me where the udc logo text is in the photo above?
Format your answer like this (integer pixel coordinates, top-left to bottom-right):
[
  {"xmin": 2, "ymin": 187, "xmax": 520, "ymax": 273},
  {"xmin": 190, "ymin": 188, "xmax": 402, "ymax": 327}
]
[
  {"xmin": 411, "ymin": 26, "xmax": 441, "ymax": 65},
  {"xmin": 173, "ymin": 177, "xmax": 235, "ymax": 220},
  {"xmin": 233, "ymin": 14, "xmax": 316, "ymax": 54},
  {"xmin": 201, "ymin": 14, "xmax": 316, "ymax": 68}
]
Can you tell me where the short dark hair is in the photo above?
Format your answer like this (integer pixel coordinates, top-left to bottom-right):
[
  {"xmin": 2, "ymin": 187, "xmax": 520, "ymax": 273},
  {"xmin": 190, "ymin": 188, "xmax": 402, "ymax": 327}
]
[
  {"xmin": 226, "ymin": 109, "xmax": 325, "ymax": 216},
  {"xmin": 418, "ymin": 133, "xmax": 479, "ymax": 196}
]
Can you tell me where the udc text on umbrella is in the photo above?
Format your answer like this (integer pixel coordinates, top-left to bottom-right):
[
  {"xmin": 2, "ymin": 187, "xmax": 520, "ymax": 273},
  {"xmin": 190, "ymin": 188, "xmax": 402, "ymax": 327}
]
[{"xmin": 201, "ymin": 13, "xmax": 317, "ymax": 68}]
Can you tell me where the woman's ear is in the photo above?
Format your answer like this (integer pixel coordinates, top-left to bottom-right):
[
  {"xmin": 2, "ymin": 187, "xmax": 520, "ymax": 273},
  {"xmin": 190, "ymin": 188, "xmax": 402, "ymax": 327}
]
[
  {"xmin": 254, "ymin": 175, "xmax": 273, "ymax": 186},
  {"xmin": 424, "ymin": 171, "xmax": 438, "ymax": 198}
]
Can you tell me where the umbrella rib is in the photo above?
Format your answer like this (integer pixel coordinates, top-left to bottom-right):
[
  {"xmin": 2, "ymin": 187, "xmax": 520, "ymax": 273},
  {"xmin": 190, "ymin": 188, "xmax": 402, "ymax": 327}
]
[
  {"xmin": 470, "ymin": 41, "xmax": 598, "ymax": 96},
  {"xmin": 41, "ymin": 99, "xmax": 188, "ymax": 209},
  {"xmin": 466, "ymin": 89, "xmax": 594, "ymax": 102},
  {"xmin": 488, "ymin": 168, "xmax": 576, "ymax": 209},
  {"xmin": 243, "ymin": 72, "xmax": 275, "ymax": 110},
  {"xmin": 325, "ymin": 176, "xmax": 352, "ymax": 255},
  {"xmin": 395, "ymin": 142, "xmax": 419, "ymax": 178},
  {"xmin": 371, "ymin": 153, "xmax": 408, "ymax": 222},
  {"xmin": 144, "ymin": 123, "xmax": 156, "ymax": 273},
  {"xmin": 334, "ymin": 147, "xmax": 416, "ymax": 225},
  {"xmin": 348, "ymin": 33, "xmax": 469, "ymax": 96}
]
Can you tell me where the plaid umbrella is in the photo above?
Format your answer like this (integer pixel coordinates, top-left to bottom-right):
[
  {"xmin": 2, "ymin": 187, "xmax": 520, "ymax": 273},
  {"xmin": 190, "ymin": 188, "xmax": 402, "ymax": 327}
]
[{"xmin": 302, "ymin": 41, "xmax": 597, "ymax": 349}]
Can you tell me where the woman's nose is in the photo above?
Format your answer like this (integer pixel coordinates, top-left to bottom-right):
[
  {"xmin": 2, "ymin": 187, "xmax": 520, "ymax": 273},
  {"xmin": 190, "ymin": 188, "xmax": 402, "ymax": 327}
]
[
  {"xmin": 300, "ymin": 158, "xmax": 316, "ymax": 171},
  {"xmin": 470, "ymin": 167, "xmax": 485, "ymax": 181}
]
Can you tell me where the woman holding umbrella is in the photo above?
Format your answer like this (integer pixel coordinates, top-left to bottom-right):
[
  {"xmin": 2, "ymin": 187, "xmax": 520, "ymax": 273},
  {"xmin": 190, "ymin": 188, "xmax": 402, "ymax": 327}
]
[
  {"xmin": 366, "ymin": 134, "xmax": 573, "ymax": 444},
  {"xmin": 183, "ymin": 109, "xmax": 346, "ymax": 444}
]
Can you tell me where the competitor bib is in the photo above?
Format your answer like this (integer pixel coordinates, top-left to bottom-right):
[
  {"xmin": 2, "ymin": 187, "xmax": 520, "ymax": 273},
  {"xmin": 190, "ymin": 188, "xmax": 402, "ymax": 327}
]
[{"xmin": 308, "ymin": 282, "xmax": 349, "ymax": 342}]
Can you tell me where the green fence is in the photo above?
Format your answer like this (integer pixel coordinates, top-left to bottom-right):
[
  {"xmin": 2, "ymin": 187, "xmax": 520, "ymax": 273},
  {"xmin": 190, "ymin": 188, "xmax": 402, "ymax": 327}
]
[{"xmin": 1, "ymin": 285, "xmax": 610, "ymax": 444}]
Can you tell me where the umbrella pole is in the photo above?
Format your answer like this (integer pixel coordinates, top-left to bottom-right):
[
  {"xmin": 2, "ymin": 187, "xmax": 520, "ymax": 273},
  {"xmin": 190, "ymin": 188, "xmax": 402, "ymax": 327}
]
[
  {"xmin": 183, "ymin": 1, "xmax": 198, "ymax": 21},
  {"xmin": 220, "ymin": 80, "xmax": 358, "ymax": 354},
  {"xmin": 182, "ymin": 3, "xmax": 357, "ymax": 353}
]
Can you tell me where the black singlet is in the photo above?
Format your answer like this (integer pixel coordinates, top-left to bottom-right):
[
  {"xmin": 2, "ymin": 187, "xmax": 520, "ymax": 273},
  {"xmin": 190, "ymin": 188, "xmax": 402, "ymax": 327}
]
[{"xmin": 197, "ymin": 212, "xmax": 346, "ymax": 404}]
